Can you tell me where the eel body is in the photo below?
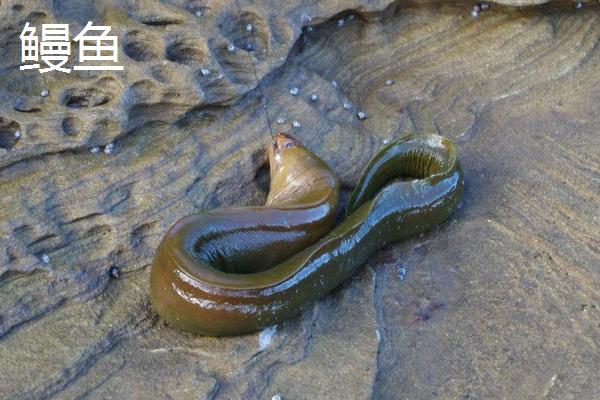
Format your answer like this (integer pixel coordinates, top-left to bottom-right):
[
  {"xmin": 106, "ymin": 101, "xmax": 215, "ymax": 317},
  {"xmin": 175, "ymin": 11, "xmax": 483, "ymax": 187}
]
[{"xmin": 150, "ymin": 133, "xmax": 463, "ymax": 336}]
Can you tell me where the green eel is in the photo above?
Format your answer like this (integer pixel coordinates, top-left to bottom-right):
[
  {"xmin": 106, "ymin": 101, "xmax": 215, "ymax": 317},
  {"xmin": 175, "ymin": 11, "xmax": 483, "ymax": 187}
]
[{"xmin": 150, "ymin": 133, "xmax": 463, "ymax": 336}]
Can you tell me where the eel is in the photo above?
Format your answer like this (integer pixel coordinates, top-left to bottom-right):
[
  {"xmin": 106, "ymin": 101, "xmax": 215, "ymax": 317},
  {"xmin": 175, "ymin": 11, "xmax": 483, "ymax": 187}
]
[{"xmin": 150, "ymin": 133, "xmax": 463, "ymax": 336}]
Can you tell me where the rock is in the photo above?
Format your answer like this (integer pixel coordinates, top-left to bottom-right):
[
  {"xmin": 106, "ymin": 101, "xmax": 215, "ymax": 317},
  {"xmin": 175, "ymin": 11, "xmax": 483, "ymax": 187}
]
[{"xmin": 1, "ymin": 0, "xmax": 600, "ymax": 399}]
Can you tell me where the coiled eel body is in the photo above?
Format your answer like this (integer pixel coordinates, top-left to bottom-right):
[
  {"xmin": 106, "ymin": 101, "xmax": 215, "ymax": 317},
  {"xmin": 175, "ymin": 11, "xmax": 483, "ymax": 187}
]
[{"xmin": 150, "ymin": 133, "xmax": 463, "ymax": 336}]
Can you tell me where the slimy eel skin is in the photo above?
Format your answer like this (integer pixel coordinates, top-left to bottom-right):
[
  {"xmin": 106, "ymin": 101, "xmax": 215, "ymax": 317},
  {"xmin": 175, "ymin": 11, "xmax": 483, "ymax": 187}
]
[{"xmin": 150, "ymin": 133, "xmax": 463, "ymax": 336}]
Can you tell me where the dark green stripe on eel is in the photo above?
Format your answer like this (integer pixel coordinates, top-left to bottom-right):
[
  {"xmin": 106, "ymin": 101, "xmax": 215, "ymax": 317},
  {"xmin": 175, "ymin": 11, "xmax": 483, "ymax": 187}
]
[{"xmin": 150, "ymin": 133, "xmax": 464, "ymax": 336}]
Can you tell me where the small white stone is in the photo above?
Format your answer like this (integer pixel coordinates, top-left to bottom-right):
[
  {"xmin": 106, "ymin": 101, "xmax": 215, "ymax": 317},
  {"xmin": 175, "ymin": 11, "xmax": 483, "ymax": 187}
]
[
  {"xmin": 385, "ymin": 79, "xmax": 395, "ymax": 86},
  {"xmin": 201, "ymin": 68, "xmax": 211, "ymax": 76},
  {"xmin": 41, "ymin": 254, "xmax": 50, "ymax": 263},
  {"xmin": 292, "ymin": 120, "xmax": 301, "ymax": 128},
  {"xmin": 357, "ymin": 111, "xmax": 368, "ymax": 120},
  {"xmin": 90, "ymin": 146, "xmax": 100, "ymax": 154},
  {"xmin": 289, "ymin": 87, "xmax": 299, "ymax": 96},
  {"xmin": 575, "ymin": 1, "xmax": 583, "ymax": 8},
  {"xmin": 309, "ymin": 93, "xmax": 319, "ymax": 102},
  {"xmin": 300, "ymin": 13, "xmax": 312, "ymax": 24},
  {"xmin": 331, "ymin": 80, "xmax": 338, "ymax": 88},
  {"xmin": 14, "ymin": 130, "xmax": 21, "ymax": 139},
  {"xmin": 480, "ymin": 3, "xmax": 489, "ymax": 10},
  {"xmin": 348, "ymin": 14, "xmax": 355, "ymax": 20},
  {"xmin": 40, "ymin": 89, "xmax": 49, "ymax": 97},
  {"xmin": 227, "ymin": 43, "xmax": 235, "ymax": 52},
  {"xmin": 272, "ymin": 396, "xmax": 283, "ymax": 400},
  {"xmin": 195, "ymin": 10, "xmax": 203, "ymax": 17},
  {"xmin": 104, "ymin": 143, "xmax": 114, "ymax": 154},
  {"xmin": 246, "ymin": 23, "xmax": 253, "ymax": 32},
  {"xmin": 276, "ymin": 117, "xmax": 286, "ymax": 124},
  {"xmin": 383, "ymin": 138, "xmax": 390, "ymax": 145},
  {"xmin": 258, "ymin": 325, "xmax": 277, "ymax": 351},
  {"xmin": 343, "ymin": 101, "xmax": 352, "ymax": 110},
  {"xmin": 471, "ymin": 9, "xmax": 479, "ymax": 17},
  {"xmin": 337, "ymin": 18, "xmax": 344, "ymax": 27},
  {"xmin": 397, "ymin": 266, "xmax": 406, "ymax": 280},
  {"xmin": 306, "ymin": 26, "xmax": 314, "ymax": 32}
]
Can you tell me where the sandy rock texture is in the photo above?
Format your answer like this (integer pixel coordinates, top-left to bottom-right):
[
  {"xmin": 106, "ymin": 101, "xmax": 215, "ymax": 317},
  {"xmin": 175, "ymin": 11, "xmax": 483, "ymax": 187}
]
[{"xmin": 1, "ymin": 0, "xmax": 599, "ymax": 399}]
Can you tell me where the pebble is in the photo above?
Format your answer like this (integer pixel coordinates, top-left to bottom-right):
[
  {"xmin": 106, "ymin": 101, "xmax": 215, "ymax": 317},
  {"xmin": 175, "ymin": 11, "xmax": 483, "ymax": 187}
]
[
  {"xmin": 276, "ymin": 117, "xmax": 286, "ymax": 124},
  {"xmin": 90, "ymin": 146, "xmax": 100, "ymax": 154},
  {"xmin": 259, "ymin": 325, "xmax": 277, "ymax": 351},
  {"xmin": 292, "ymin": 120, "xmax": 301, "ymax": 128},
  {"xmin": 272, "ymin": 396, "xmax": 282, "ymax": 400},
  {"xmin": 289, "ymin": 87, "xmax": 300, "ymax": 96},
  {"xmin": 331, "ymin": 80, "xmax": 338, "ymax": 88},
  {"xmin": 575, "ymin": 1, "xmax": 583, "ymax": 8},
  {"xmin": 227, "ymin": 43, "xmax": 235, "ymax": 52},
  {"xmin": 40, "ymin": 89, "xmax": 49, "ymax": 97},
  {"xmin": 41, "ymin": 254, "xmax": 50, "ymax": 264},
  {"xmin": 309, "ymin": 93, "xmax": 319, "ymax": 102},
  {"xmin": 343, "ymin": 101, "xmax": 353, "ymax": 110},
  {"xmin": 337, "ymin": 18, "xmax": 344, "ymax": 27},
  {"xmin": 109, "ymin": 266, "xmax": 121, "ymax": 279},
  {"xmin": 104, "ymin": 143, "xmax": 114, "ymax": 154},
  {"xmin": 471, "ymin": 5, "xmax": 480, "ymax": 17},
  {"xmin": 14, "ymin": 130, "xmax": 21, "ymax": 139},
  {"xmin": 246, "ymin": 23, "xmax": 253, "ymax": 32},
  {"xmin": 195, "ymin": 10, "xmax": 203, "ymax": 17},
  {"xmin": 397, "ymin": 265, "xmax": 407, "ymax": 280},
  {"xmin": 201, "ymin": 68, "xmax": 211, "ymax": 76},
  {"xmin": 357, "ymin": 110, "xmax": 368, "ymax": 120},
  {"xmin": 385, "ymin": 79, "xmax": 395, "ymax": 86},
  {"xmin": 480, "ymin": 3, "xmax": 489, "ymax": 10}
]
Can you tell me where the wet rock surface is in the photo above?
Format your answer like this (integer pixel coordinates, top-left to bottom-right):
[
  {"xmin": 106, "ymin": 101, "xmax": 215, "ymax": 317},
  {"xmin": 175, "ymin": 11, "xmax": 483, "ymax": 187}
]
[{"xmin": 1, "ymin": 0, "xmax": 599, "ymax": 399}]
